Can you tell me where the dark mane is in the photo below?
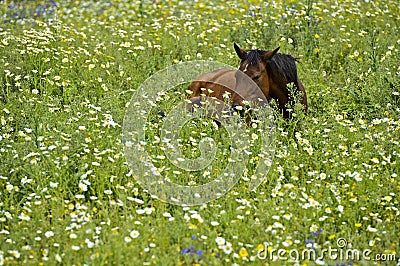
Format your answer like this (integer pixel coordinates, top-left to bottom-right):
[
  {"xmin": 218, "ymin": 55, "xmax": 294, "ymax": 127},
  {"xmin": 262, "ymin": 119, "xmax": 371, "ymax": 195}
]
[
  {"xmin": 246, "ymin": 50, "xmax": 266, "ymax": 65},
  {"xmin": 267, "ymin": 53, "xmax": 299, "ymax": 87}
]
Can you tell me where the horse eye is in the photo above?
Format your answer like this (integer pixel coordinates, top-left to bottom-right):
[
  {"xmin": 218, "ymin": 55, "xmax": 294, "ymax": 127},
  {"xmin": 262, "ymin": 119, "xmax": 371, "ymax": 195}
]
[{"xmin": 252, "ymin": 75, "xmax": 261, "ymax": 81}]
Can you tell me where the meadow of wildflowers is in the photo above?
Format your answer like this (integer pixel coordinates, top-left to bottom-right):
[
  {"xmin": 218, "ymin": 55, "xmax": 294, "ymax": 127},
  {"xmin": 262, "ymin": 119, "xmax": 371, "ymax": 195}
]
[{"xmin": 0, "ymin": 0, "xmax": 399, "ymax": 265}]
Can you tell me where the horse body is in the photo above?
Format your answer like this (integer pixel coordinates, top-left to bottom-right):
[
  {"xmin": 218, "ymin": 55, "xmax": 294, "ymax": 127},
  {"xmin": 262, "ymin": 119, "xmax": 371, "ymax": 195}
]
[
  {"xmin": 188, "ymin": 69, "xmax": 244, "ymax": 107},
  {"xmin": 188, "ymin": 68, "xmax": 267, "ymax": 107}
]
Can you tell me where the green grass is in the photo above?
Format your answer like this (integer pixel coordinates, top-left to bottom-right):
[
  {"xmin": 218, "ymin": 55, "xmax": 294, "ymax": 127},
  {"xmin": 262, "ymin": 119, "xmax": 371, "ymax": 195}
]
[{"xmin": 0, "ymin": 0, "xmax": 399, "ymax": 265}]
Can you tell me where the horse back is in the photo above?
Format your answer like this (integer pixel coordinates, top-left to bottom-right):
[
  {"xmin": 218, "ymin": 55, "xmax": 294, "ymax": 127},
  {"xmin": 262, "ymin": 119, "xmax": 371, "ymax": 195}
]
[{"xmin": 188, "ymin": 69, "xmax": 243, "ymax": 105}]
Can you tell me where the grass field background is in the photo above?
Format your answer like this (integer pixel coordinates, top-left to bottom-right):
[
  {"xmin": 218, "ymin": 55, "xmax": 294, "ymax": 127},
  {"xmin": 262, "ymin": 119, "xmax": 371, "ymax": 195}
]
[{"xmin": 0, "ymin": 0, "xmax": 399, "ymax": 265}]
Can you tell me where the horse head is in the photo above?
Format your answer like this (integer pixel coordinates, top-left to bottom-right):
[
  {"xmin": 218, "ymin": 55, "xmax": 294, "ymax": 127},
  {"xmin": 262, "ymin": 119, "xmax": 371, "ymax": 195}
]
[
  {"xmin": 234, "ymin": 43, "xmax": 307, "ymax": 118},
  {"xmin": 234, "ymin": 43, "xmax": 280, "ymax": 100}
]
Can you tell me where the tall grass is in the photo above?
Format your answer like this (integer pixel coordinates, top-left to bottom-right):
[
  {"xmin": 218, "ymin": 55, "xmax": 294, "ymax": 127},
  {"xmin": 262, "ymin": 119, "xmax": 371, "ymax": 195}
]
[{"xmin": 0, "ymin": 0, "xmax": 399, "ymax": 265}]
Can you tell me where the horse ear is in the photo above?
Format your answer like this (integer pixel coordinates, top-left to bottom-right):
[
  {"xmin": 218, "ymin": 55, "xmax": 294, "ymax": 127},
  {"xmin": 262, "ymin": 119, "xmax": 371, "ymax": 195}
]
[
  {"xmin": 263, "ymin": 47, "xmax": 280, "ymax": 61},
  {"xmin": 234, "ymin": 43, "xmax": 247, "ymax": 60}
]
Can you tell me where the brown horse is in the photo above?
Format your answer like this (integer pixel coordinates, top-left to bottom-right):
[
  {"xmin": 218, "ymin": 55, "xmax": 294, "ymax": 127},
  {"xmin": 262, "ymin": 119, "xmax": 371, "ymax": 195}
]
[
  {"xmin": 188, "ymin": 43, "xmax": 307, "ymax": 119},
  {"xmin": 234, "ymin": 43, "xmax": 307, "ymax": 118}
]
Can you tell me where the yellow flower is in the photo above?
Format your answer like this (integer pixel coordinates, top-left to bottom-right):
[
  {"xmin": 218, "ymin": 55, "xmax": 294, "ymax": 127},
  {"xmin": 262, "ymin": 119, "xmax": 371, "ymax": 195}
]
[
  {"xmin": 315, "ymin": 47, "xmax": 320, "ymax": 53},
  {"xmin": 384, "ymin": 195, "xmax": 393, "ymax": 201},
  {"xmin": 257, "ymin": 243, "xmax": 265, "ymax": 251},
  {"xmin": 239, "ymin": 248, "xmax": 248, "ymax": 257},
  {"xmin": 188, "ymin": 223, "xmax": 197, "ymax": 229},
  {"xmin": 355, "ymin": 223, "xmax": 362, "ymax": 228},
  {"xmin": 314, "ymin": 34, "xmax": 320, "ymax": 39}
]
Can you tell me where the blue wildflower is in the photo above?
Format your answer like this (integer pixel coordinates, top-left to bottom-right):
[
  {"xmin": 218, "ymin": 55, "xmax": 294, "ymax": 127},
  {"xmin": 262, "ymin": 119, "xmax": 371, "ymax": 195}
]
[{"xmin": 305, "ymin": 239, "xmax": 315, "ymax": 245}]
